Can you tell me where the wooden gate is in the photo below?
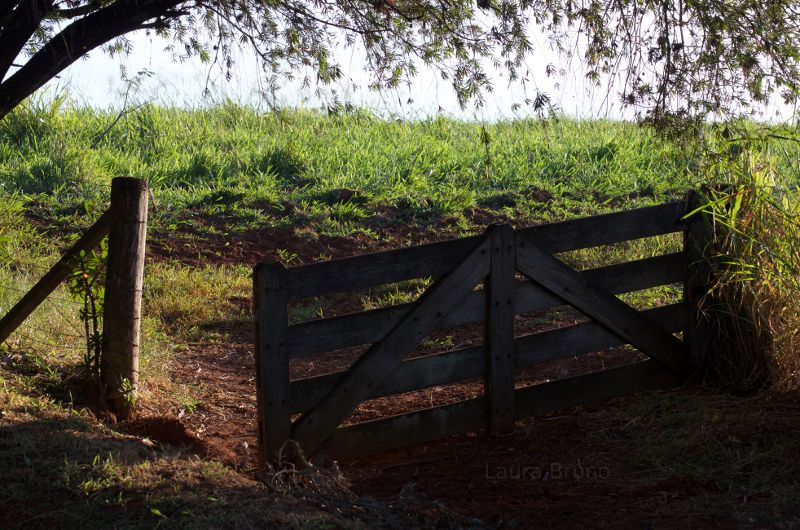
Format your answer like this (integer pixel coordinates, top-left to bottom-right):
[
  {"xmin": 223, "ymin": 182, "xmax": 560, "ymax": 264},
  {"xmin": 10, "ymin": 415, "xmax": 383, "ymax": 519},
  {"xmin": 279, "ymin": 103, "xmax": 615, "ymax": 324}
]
[{"xmin": 254, "ymin": 198, "xmax": 709, "ymax": 463}]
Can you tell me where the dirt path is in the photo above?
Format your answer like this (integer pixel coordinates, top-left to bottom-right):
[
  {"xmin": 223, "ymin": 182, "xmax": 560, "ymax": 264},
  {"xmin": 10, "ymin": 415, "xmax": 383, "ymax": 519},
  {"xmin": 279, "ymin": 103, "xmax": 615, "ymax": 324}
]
[{"xmin": 169, "ymin": 338, "xmax": 258, "ymax": 467}]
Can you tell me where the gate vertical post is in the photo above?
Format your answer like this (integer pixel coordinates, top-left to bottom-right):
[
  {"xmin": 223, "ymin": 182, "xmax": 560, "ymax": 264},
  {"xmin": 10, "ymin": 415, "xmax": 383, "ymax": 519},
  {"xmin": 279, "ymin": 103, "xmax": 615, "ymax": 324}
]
[
  {"xmin": 684, "ymin": 190, "xmax": 713, "ymax": 377},
  {"xmin": 254, "ymin": 262, "xmax": 291, "ymax": 466},
  {"xmin": 486, "ymin": 224, "xmax": 516, "ymax": 435},
  {"xmin": 101, "ymin": 177, "xmax": 148, "ymax": 419}
]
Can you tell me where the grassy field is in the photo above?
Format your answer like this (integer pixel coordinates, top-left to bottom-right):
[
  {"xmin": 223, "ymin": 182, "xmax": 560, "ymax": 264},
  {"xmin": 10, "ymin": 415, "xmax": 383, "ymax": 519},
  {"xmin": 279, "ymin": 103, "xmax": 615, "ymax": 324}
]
[
  {"xmin": 1, "ymin": 99, "xmax": 799, "ymax": 528},
  {"xmin": 0, "ymin": 97, "xmax": 701, "ymax": 233}
]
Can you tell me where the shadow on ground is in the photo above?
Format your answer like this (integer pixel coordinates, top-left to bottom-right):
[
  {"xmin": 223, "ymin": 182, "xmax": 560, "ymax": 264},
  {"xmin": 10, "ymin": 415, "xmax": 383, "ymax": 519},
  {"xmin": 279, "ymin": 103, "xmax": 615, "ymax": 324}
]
[{"xmin": 0, "ymin": 389, "xmax": 479, "ymax": 529}]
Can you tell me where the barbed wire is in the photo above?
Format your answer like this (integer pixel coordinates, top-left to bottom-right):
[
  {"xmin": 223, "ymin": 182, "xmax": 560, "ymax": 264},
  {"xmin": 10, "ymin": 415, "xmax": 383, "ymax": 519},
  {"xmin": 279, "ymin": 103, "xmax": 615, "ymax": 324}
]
[
  {"xmin": 9, "ymin": 331, "xmax": 86, "ymax": 351},
  {"xmin": 0, "ymin": 283, "xmax": 91, "ymax": 358},
  {"xmin": 0, "ymin": 283, "xmax": 85, "ymax": 305}
]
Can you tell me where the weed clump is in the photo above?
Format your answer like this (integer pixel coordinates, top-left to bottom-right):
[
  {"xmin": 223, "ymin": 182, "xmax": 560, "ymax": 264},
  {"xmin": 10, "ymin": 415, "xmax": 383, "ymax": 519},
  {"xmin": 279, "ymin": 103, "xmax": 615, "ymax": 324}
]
[{"xmin": 692, "ymin": 135, "xmax": 800, "ymax": 393}]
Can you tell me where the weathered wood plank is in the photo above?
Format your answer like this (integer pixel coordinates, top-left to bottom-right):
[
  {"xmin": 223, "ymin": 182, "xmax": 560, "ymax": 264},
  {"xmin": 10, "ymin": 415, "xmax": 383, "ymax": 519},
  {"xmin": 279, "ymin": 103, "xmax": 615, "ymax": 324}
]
[
  {"xmin": 0, "ymin": 210, "xmax": 111, "ymax": 344},
  {"xmin": 287, "ymin": 252, "xmax": 686, "ymax": 359},
  {"xmin": 487, "ymin": 224, "xmax": 515, "ymax": 434},
  {"xmin": 514, "ymin": 360, "xmax": 678, "ymax": 420},
  {"xmin": 321, "ymin": 391, "xmax": 488, "ymax": 460},
  {"xmin": 287, "ymin": 235, "xmax": 482, "ymax": 299},
  {"xmin": 291, "ymin": 344, "xmax": 485, "ymax": 415},
  {"xmin": 254, "ymin": 262, "xmax": 291, "ymax": 465},
  {"xmin": 516, "ymin": 244, "xmax": 687, "ymax": 375},
  {"xmin": 289, "ymin": 303, "xmax": 687, "ymax": 414},
  {"xmin": 516, "ymin": 201, "xmax": 686, "ymax": 254},
  {"xmin": 515, "ymin": 303, "xmax": 686, "ymax": 367},
  {"xmin": 291, "ymin": 236, "xmax": 492, "ymax": 456},
  {"xmin": 288, "ymin": 201, "xmax": 686, "ymax": 300},
  {"xmin": 683, "ymin": 191, "xmax": 713, "ymax": 376},
  {"xmin": 320, "ymin": 360, "xmax": 676, "ymax": 460}
]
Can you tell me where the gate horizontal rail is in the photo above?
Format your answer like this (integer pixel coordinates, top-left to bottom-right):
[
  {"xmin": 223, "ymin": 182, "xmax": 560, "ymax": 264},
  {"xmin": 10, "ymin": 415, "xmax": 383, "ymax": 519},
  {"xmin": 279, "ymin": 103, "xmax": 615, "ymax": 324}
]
[
  {"xmin": 321, "ymin": 360, "xmax": 675, "ymax": 459},
  {"xmin": 288, "ymin": 251, "xmax": 687, "ymax": 358},
  {"xmin": 286, "ymin": 201, "xmax": 686, "ymax": 300}
]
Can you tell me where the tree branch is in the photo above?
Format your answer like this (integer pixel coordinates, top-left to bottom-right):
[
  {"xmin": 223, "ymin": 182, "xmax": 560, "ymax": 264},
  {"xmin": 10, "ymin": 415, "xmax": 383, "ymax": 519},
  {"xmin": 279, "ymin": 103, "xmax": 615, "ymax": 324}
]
[
  {"xmin": 0, "ymin": 0, "xmax": 187, "ymax": 119},
  {"xmin": 0, "ymin": 0, "xmax": 54, "ymax": 81},
  {"xmin": 48, "ymin": 1, "xmax": 103, "ymax": 19}
]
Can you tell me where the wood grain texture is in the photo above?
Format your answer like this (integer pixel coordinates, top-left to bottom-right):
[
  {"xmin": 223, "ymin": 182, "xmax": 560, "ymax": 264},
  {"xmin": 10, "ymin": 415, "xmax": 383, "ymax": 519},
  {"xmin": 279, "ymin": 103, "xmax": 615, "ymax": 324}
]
[
  {"xmin": 288, "ymin": 201, "xmax": 686, "ymax": 300},
  {"xmin": 516, "ymin": 244, "xmax": 687, "ymax": 375},
  {"xmin": 515, "ymin": 201, "xmax": 686, "ymax": 253},
  {"xmin": 254, "ymin": 262, "xmax": 291, "ymax": 465},
  {"xmin": 0, "ymin": 210, "xmax": 110, "ymax": 344},
  {"xmin": 319, "ymin": 360, "xmax": 676, "ymax": 460},
  {"xmin": 287, "ymin": 252, "xmax": 687, "ymax": 359},
  {"xmin": 486, "ymin": 224, "xmax": 515, "ymax": 434},
  {"xmin": 320, "ymin": 391, "xmax": 487, "ymax": 459},
  {"xmin": 290, "ymin": 236, "xmax": 492, "ymax": 456},
  {"xmin": 100, "ymin": 177, "xmax": 148, "ymax": 419},
  {"xmin": 289, "ymin": 303, "xmax": 687, "ymax": 414},
  {"xmin": 287, "ymin": 235, "xmax": 482, "ymax": 299},
  {"xmin": 514, "ymin": 360, "xmax": 678, "ymax": 420}
]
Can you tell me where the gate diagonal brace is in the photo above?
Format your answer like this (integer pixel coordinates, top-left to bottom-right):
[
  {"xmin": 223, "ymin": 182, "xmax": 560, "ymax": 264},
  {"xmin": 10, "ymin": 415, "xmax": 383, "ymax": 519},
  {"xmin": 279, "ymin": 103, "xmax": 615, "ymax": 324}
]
[
  {"xmin": 515, "ymin": 242, "xmax": 686, "ymax": 376},
  {"xmin": 292, "ymin": 236, "xmax": 492, "ymax": 456}
]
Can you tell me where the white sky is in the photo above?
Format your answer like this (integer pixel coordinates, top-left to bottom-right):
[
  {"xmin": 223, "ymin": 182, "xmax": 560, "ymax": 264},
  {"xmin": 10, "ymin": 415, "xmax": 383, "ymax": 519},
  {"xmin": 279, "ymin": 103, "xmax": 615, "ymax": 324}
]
[
  {"xmin": 49, "ymin": 30, "xmax": 628, "ymax": 120},
  {"xmin": 44, "ymin": 30, "xmax": 796, "ymax": 121}
]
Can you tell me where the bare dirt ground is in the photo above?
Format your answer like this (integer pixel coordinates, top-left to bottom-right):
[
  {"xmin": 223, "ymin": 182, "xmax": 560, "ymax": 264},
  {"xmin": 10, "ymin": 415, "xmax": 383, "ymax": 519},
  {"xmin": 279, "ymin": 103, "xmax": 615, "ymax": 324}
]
[{"xmin": 133, "ymin": 224, "xmax": 800, "ymax": 529}]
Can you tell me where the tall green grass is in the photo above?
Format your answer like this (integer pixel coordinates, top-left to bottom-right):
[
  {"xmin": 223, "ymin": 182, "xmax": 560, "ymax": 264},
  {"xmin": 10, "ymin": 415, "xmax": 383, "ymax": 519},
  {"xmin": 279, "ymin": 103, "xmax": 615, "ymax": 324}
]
[
  {"xmin": 0, "ymin": 96, "xmax": 705, "ymax": 237},
  {"xmin": 692, "ymin": 128, "xmax": 800, "ymax": 392}
]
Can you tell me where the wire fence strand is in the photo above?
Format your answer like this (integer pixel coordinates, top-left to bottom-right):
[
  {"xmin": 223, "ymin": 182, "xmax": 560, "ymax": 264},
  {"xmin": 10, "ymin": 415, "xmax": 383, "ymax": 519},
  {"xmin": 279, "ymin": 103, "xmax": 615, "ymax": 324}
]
[
  {"xmin": 0, "ymin": 282, "xmax": 90, "ymax": 357},
  {"xmin": 0, "ymin": 283, "xmax": 88, "ymax": 305}
]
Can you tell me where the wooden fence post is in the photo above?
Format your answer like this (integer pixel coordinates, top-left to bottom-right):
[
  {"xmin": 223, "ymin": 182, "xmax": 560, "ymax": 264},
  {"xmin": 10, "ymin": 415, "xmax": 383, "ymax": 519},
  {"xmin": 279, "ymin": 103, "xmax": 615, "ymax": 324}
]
[
  {"xmin": 101, "ymin": 177, "xmax": 148, "ymax": 419},
  {"xmin": 684, "ymin": 190, "xmax": 713, "ymax": 377},
  {"xmin": 254, "ymin": 262, "xmax": 291, "ymax": 466},
  {"xmin": 486, "ymin": 224, "xmax": 516, "ymax": 435}
]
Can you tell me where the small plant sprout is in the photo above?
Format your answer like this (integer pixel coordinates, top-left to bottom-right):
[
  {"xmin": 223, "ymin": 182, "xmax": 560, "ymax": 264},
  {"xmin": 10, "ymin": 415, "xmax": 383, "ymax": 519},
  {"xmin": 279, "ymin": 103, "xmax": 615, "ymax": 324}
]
[
  {"xmin": 67, "ymin": 242, "xmax": 107, "ymax": 397},
  {"xmin": 276, "ymin": 248, "xmax": 299, "ymax": 265}
]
